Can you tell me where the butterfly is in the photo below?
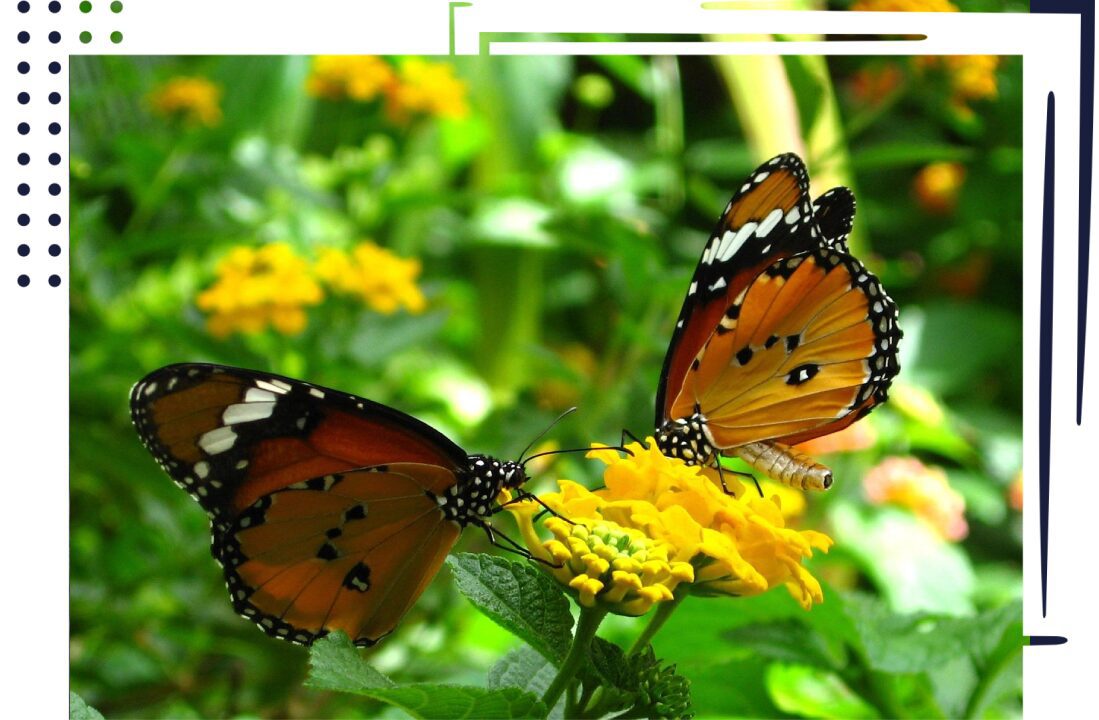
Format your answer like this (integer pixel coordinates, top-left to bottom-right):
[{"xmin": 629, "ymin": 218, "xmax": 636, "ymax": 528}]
[
  {"xmin": 654, "ymin": 153, "xmax": 901, "ymax": 490},
  {"xmin": 130, "ymin": 363, "xmax": 532, "ymax": 647}
]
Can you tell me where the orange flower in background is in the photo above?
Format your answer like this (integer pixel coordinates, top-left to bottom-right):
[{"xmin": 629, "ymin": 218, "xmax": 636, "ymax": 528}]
[
  {"xmin": 315, "ymin": 241, "xmax": 427, "ymax": 315},
  {"xmin": 197, "ymin": 243, "xmax": 323, "ymax": 337},
  {"xmin": 849, "ymin": 64, "xmax": 904, "ymax": 107},
  {"xmin": 385, "ymin": 58, "xmax": 470, "ymax": 122},
  {"xmin": 863, "ymin": 456, "xmax": 968, "ymax": 541},
  {"xmin": 306, "ymin": 55, "xmax": 395, "ymax": 102},
  {"xmin": 1008, "ymin": 471, "xmax": 1022, "ymax": 512},
  {"xmin": 795, "ymin": 422, "xmax": 877, "ymax": 457},
  {"xmin": 913, "ymin": 161, "xmax": 967, "ymax": 215},
  {"xmin": 851, "ymin": 0, "xmax": 958, "ymax": 9},
  {"xmin": 149, "ymin": 76, "xmax": 223, "ymax": 127}
]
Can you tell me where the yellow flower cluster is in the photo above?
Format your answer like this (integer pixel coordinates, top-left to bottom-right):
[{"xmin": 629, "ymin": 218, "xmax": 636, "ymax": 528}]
[
  {"xmin": 850, "ymin": 1, "xmax": 999, "ymax": 114},
  {"xmin": 306, "ymin": 56, "xmax": 469, "ymax": 122},
  {"xmin": 306, "ymin": 55, "xmax": 395, "ymax": 102},
  {"xmin": 315, "ymin": 242, "xmax": 427, "ymax": 315},
  {"xmin": 509, "ymin": 440, "xmax": 833, "ymax": 614},
  {"xmin": 148, "ymin": 76, "xmax": 223, "ymax": 127},
  {"xmin": 863, "ymin": 456, "xmax": 968, "ymax": 541},
  {"xmin": 530, "ymin": 515, "xmax": 695, "ymax": 616},
  {"xmin": 196, "ymin": 243, "xmax": 322, "ymax": 337},
  {"xmin": 197, "ymin": 241, "xmax": 426, "ymax": 337}
]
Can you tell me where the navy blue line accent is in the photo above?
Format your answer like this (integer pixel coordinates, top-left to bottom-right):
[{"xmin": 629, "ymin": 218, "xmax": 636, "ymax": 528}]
[
  {"xmin": 1040, "ymin": 91, "xmax": 1056, "ymax": 618},
  {"xmin": 1027, "ymin": 635, "xmax": 1069, "ymax": 646},
  {"xmin": 1032, "ymin": 1, "xmax": 1094, "ymax": 423}
]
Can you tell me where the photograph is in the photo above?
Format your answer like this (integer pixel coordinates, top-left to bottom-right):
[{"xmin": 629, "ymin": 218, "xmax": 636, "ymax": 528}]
[{"xmin": 68, "ymin": 25, "xmax": 1024, "ymax": 720}]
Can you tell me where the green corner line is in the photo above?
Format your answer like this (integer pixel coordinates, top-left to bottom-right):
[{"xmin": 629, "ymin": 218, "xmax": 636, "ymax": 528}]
[{"xmin": 449, "ymin": 1, "xmax": 473, "ymax": 56}]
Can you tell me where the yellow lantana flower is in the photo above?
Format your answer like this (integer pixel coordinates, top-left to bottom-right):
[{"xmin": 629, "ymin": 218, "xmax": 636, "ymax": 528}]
[
  {"xmin": 913, "ymin": 161, "xmax": 967, "ymax": 215},
  {"xmin": 314, "ymin": 241, "xmax": 427, "ymax": 315},
  {"xmin": 196, "ymin": 243, "xmax": 323, "ymax": 337},
  {"xmin": 509, "ymin": 440, "xmax": 833, "ymax": 612},
  {"xmin": 510, "ymin": 508, "xmax": 695, "ymax": 616},
  {"xmin": 306, "ymin": 55, "xmax": 396, "ymax": 102},
  {"xmin": 385, "ymin": 58, "xmax": 470, "ymax": 122},
  {"xmin": 149, "ymin": 76, "xmax": 223, "ymax": 127}
]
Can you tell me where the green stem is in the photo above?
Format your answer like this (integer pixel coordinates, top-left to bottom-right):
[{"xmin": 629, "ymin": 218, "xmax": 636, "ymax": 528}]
[
  {"xmin": 542, "ymin": 607, "xmax": 608, "ymax": 713},
  {"xmin": 628, "ymin": 593, "xmax": 685, "ymax": 656}
]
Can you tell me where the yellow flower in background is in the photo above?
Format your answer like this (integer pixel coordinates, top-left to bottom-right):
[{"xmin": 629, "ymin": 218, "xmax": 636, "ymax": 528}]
[
  {"xmin": 863, "ymin": 456, "xmax": 969, "ymax": 541},
  {"xmin": 306, "ymin": 55, "xmax": 396, "ymax": 102},
  {"xmin": 149, "ymin": 76, "xmax": 223, "ymax": 127},
  {"xmin": 196, "ymin": 243, "xmax": 322, "ymax": 337},
  {"xmin": 913, "ymin": 161, "xmax": 967, "ymax": 215},
  {"xmin": 508, "ymin": 440, "xmax": 833, "ymax": 611},
  {"xmin": 385, "ymin": 58, "xmax": 470, "ymax": 122},
  {"xmin": 315, "ymin": 241, "xmax": 427, "ymax": 315}
]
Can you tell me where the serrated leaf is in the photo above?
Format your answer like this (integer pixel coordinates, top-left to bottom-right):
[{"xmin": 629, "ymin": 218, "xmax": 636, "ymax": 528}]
[
  {"xmin": 723, "ymin": 620, "xmax": 844, "ymax": 670},
  {"xmin": 305, "ymin": 632, "xmax": 395, "ymax": 694},
  {"xmin": 766, "ymin": 664, "xmax": 878, "ymax": 720},
  {"xmin": 69, "ymin": 692, "xmax": 105, "ymax": 720},
  {"xmin": 587, "ymin": 637, "xmax": 634, "ymax": 690},
  {"xmin": 488, "ymin": 644, "xmax": 558, "ymax": 697},
  {"xmin": 368, "ymin": 685, "xmax": 547, "ymax": 720},
  {"xmin": 447, "ymin": 553, "xmax": 573, "ymax": 662}
]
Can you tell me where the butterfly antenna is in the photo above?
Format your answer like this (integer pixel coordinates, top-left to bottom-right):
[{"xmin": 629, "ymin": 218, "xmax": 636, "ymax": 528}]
[
  {"xmin": 520, "ymin": 444, "xmax": 633, "ymax": 467},
  {"xmin": 517, "ymin": 407, "xmax": 578, "ymax": 463}
]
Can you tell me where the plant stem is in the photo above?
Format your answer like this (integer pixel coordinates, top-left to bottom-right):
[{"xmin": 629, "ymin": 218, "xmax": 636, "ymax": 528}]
[
  {"xmin": 628, "ymin": 593, "xmax": 685, "ymax": 656},
  {"xmin": 542, "ymin": 607, "xmax": 608, "ymax": 713}
]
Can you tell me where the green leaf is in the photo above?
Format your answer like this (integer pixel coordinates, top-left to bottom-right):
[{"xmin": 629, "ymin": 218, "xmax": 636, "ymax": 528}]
[
  {"xmin": 831, "ymin": 505, "xmax": 975, "ymax": 615},
  {"xmin": 366, "ymin": 685, "xmax": 547, "ymax": 720},
  {"xmin": 488, "ymin": 644, "xmax": 558, "ymax": 697},
  {"xmin": 723, "ymin": 620, "xmax": 845, "ymax": 671},
  {"xmin": 69, "ymin": 692, "xmax": 105, "ymax": 720},
  {"xmin": 766, "ymin": 664, "xmax": 878, "ymax": 720},
  {"xmin": 447, "ymin": 553, "xmax": 574, "ymax": 662},
  {"xmin": 305, "ymin": 632, "xmax": 395, "ymax": 694},
  {"xmin": 588, "ymin": 636, "xmax": 634, "ymax": 690},
  {"xmin": 850, "ymin": 142, "xmax": 974, "ymax": 171}
]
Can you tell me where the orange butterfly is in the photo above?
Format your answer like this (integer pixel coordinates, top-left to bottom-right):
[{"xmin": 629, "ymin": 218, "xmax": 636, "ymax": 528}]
[
  {"xmin": 654, "ymin": 153, "xmax": 901, "ymax": 490},
  {"xmin": 131, "ymin": 363, "xmax": 531, "ymax": 647}
]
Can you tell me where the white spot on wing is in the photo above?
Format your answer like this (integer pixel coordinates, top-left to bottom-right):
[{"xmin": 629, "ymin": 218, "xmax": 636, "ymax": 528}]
[
  {"xmin": 244, "ymin": 388, "xmax": 276, "ymax": 403},
  {"xmin": 223, "ymin": 402, "xmax": 275, "ymax": 425},
  {"xmin": 199, "ymin": 426, "xmax": 238, "ymax": 455},
  {"xmin": 309, "ymin": 388, "xmax": 325, "ymax": 399},
  {"xmin": 717, "ymin": 222, "xmax": 759, "ymax": 262},
  {"xmin": 785, "ymin": 206, "xmax": 801, "ymax": 225},
  {"xmin": 255, "ymin": 380, "xmax": 289, "ymax": 395},
  {"xmin": 755, "ymin": 208, "xmax": 783, "ymax": 238}
]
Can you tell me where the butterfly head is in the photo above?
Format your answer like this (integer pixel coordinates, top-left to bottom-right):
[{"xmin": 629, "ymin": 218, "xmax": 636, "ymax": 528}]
[
  {"xmin": 655, "ymin": 413, "xmax": 715, "ymax": 466},
  {"xmin": 438, "ymin": 455, "xmax": 528, "ymax": 526}
]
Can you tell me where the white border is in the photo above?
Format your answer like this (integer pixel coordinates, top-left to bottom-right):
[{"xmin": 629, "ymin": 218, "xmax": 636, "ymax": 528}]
[{"xmin": 2, "ymin": 1, "xmax": 1092, "ymax": 716}]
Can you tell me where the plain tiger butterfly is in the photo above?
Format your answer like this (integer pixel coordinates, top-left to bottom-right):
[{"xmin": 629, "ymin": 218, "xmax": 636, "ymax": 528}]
[
  {"xmin": 130, "ymin": 363, "xmax": 533, "ymax": 647},
  {"xmin": 654, "ymin": 153, "xmax": 901, "ymax": 490}
]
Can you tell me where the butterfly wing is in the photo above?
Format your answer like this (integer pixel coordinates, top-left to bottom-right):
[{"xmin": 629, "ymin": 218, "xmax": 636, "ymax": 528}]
[
  {"xmin": 130, "ymin": 363, "xmax": 471, "ymax": 645},
  {"xmin": 130, "ymin": 363, "xmax": 466, "ymax": 523},
  {"xmin": 220, "ymin": 465, "xmax": 461, "ymax": 646},
  {"xmin": 656, "ymin": 153, "xmax": 822, "ymax": 427},
  {"xmin": 812, "ymin": 186, "xmax": 856, "ymax": 251},
  {"xmin": 669, "ymin": 245, "xmax": 901, "ymax": 447}
]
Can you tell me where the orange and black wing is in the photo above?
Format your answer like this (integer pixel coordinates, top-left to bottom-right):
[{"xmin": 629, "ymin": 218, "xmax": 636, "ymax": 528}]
[
  {"xmin": 130, "ymin": 363, "xmax": 466, "ymax": 522},
  {"xmin": 669, "ymin": 245, "xmax": 901, "ymax": 448},
  {"xmin": 220, "ymin": 464, "xmax": 461, "ymax": 646},
  {"xmin": 129, "ymin": 363, "xmax": 469, "ymax": 645},
  {"xmin": 656, "ymin": 153, "xmax": 825, "ymax": 427}
]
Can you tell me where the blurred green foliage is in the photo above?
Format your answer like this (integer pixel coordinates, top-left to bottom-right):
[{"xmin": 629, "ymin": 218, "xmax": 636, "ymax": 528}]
[{"xmin": 71, "ymin": 43, "xmax": 1022, "ymax": 719}]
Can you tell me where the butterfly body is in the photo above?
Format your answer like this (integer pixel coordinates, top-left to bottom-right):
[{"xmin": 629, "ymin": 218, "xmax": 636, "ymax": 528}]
[
  {"xmin": 131, "ymin": 363, "xmax": 527, "ymax": 646},
  {"xmin": 654, "ymin": 154, "xmax": 901, "ymax": 489}
]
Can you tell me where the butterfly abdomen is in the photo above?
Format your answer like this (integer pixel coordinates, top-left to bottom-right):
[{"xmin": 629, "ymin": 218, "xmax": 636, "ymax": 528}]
[{"xmin": 729, "ymin": 441, "xmax": 832, "ymax": 491}]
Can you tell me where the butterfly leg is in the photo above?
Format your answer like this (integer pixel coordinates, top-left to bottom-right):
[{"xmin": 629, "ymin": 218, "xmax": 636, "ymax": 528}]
[
  {"xmin": 477, "ymin": 520, "xmax": 561, "ymax": 568},
  {"xmin": 500, "ymin": 490, "xmax": 575, "ymax": 525},
  {"xmin": 713, "ymin": 462, "xmax": 763, "ymax": 498}
]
